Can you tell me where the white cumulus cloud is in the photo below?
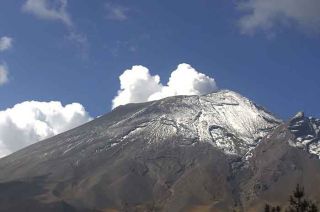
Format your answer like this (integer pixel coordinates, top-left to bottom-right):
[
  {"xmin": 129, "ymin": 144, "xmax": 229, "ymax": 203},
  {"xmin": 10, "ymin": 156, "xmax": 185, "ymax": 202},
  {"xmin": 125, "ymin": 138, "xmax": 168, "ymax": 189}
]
[
  {"xmin": 0, "ymin": 36, "xmax": 13, "ymax": 52},
  {"xmin": 112, "ymin": 63, "xmax": 218, "ymax": 109},
  {"xmin": 237, "ymin": 0, "xmax": 320, "ymax": 35},
  {"xmin": 0, "ymin": 64, "xmax": 9, "ymax": 85},
  {"xmin": 0, "ymin": 101, "xmax": 92, "ymax": 158},
  {"xmin": 22, "ymin": 0, "xmax": 72, "ymax": 26}
]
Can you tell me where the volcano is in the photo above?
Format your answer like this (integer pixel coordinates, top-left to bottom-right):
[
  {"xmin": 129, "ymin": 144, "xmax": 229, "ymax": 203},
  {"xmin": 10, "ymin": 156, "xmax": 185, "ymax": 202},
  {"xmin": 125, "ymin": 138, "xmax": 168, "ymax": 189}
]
[{"xmin": 0, "ymin": 90, "xmax": 319, "ymax": 211}]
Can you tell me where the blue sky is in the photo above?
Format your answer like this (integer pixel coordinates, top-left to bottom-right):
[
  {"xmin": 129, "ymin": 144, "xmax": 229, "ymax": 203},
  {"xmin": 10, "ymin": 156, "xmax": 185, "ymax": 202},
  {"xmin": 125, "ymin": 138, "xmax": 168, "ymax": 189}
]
[{"xmin": 1, "ymin": 0, "xmax": 320, "ymax": 119}]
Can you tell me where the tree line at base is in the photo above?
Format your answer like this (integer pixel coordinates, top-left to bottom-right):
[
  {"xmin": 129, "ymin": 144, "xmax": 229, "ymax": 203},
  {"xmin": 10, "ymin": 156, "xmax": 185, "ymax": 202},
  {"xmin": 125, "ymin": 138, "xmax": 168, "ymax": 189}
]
[{"xmin": 265, "ymin": 184, "xmax": 318, "ymax": 212}]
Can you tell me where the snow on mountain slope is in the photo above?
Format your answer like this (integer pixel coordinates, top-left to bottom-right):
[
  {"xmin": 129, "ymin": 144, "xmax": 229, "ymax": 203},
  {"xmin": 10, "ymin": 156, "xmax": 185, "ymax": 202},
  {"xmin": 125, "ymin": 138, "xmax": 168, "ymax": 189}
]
[
  {"xmin": 102, "ymin": 90, "xmax": 282, "ymax": 156},
  {"xmin": 2, "ymin": 90, "xmax": 320, "ymax": 212},
  {"xmin": 0, "ymin": 90, "xmax": 281, "ymax": 168}
]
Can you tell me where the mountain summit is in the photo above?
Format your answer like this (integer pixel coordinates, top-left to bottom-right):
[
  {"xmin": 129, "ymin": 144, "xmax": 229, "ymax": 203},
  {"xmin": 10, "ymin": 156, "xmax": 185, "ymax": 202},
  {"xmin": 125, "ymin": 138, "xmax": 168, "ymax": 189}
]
[{"xmin": 0, "ymin": 90, "xmax": 319, "ymax": 211}]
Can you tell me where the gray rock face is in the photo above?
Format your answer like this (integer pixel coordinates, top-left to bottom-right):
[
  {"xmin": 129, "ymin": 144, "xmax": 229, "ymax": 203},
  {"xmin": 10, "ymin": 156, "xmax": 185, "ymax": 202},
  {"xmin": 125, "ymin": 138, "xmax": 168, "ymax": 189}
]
[
  {"xmin": 287, "ymin": 112, "xmax": 320, "ymax": 157},
  {"xmin": 242, "ymin": 120, "xmax": 320, "ymax": 210},
  {"xmin": 0, "ymin": 90, "xmax": 319, "ymax": 212}
]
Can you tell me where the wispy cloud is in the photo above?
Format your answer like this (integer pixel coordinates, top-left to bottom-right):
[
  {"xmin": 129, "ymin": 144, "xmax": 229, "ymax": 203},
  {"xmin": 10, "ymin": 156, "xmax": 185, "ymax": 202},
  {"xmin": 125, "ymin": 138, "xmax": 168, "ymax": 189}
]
[
  {"xmin": 0, "ymin": 63, "xmax": 9, "ymax": 85},
  {"xmin": 66, "ymin": 30, "xmax": 89, "ymax": 56},
  {"xmin": 0, "ymin": 36, "xmax": 13, "ymax": 52},
  {"xmin": 237, "ymin": 0, "xmax": 320, "ymax": 35},
  {"xmin": 0, "ymin": 38, "xmax": 12, "ymax": 85},
  {"xmin": 22, "ymin": 0, "xmax": 89, "ymax": 54},
  {"xmin": 105, "ymin": 3, "xmax": 130, "ymax": 21},
  {"xmin": 22, "ymin": 0, "xmax": 72, "ymax": 26}
]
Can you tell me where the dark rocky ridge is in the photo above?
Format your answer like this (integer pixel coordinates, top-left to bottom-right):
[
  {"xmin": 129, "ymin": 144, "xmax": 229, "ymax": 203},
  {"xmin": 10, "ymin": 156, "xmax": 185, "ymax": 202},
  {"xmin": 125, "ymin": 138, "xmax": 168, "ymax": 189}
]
[{"xmin": 0, "ymin": 90, "xmax": 319, "ymax": 211}]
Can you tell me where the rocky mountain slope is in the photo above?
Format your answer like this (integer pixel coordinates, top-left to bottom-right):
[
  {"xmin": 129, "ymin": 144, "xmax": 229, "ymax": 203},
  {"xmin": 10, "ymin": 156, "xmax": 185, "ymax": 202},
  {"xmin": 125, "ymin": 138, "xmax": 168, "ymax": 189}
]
[{"xmin": 0, "ymin": 90, "xmax": 319, "ymax": 212}]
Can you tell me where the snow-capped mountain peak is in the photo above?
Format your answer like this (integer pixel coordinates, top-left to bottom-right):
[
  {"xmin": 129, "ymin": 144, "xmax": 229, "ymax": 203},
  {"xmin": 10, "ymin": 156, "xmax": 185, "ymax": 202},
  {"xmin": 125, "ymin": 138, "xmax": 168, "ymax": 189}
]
[
  {"xmin": 106, "ymin": 90, "xmax": 281, "ymax": 156},
  {"xmin": 288, "ymin": 111, "xmax": 320, "ymax": 157},
  {"xmin": 1, "ymin": 90, "xmax": 320, "ymax": 212}
]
